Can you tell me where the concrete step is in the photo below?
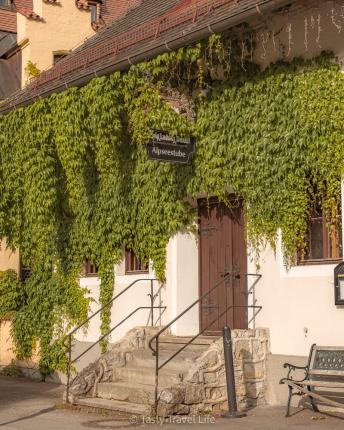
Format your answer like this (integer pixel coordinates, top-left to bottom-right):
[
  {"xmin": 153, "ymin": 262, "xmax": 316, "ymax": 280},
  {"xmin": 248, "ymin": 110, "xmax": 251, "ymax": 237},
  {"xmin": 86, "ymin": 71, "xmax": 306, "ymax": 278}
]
[
  {"xmin": 114, "ymin": 365, "xmax": 184, "ymax": 386},
  {"xmin": 74, "ymin": 397, "xmax": 148, "ymax": 415},
  {"xmin": 97, "ymin": 381, "xmax": 157, "ymax": 404}
]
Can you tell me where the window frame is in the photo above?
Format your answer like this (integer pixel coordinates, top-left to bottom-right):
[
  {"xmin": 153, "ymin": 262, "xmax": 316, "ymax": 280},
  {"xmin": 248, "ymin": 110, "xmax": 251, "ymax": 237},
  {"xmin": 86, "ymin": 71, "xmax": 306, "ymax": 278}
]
[
  {"xmin": 83, "ymin": 260, "xmax": 99, "ymax": 277},
  {"xmin": 0, "ymin": 0, "xmax": 11, "ymax": 8},
  {"xmin": 298, "ymin": 202, "xmax": 343, "ymax": 266},
  {"xmin": 89, "ymin": 1, "xmax": 99, "ymax": 23},
  {"xmin": 125, "ymin": 248, "xmax": 149, "ymax": 275},
  {"xmin": 52, "ymin": 50, "xmax": 70, "ymax": 65},
  {"xmin": 19, "ymin": 261, "xmax": 32, "ymax": 283}
]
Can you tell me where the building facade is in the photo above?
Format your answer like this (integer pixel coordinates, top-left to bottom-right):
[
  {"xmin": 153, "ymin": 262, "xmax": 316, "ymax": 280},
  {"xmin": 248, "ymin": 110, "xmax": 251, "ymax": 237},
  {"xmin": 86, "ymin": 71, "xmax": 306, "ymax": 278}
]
[
  {"xmin": 74, "ymin": 0, "xmax": 344, "ymax": 360},
  {"xmin": 1, "ymin": 0, "xmax": 344, "ymax": 407}
]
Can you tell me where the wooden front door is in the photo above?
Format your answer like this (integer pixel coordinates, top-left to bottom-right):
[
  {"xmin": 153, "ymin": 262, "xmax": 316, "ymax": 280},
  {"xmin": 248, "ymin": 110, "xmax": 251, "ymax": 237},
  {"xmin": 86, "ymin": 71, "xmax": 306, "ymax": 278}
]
[{"xmin": 198, "ymin": 197, "xmax": 247, "ymax": 335}]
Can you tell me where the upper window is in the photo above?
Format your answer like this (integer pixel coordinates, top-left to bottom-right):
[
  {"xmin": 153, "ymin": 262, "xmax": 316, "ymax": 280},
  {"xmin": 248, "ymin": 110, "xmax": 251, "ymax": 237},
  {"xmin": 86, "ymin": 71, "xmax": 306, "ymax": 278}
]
[
  {"xmin": 298, "ymin": 199, "xmax": 342, "ymax": 264},
  {"xmin": 20, "ymin": 261, "xmax": 32, "ymax": 283},
  {"xmin": 53, "ymin": 51, "xmax": 69, "ymax": 65},
  {"xmin": 0, "ymin": 0, "xmax": 11, "ymax": 8},
  {"xmin": 125, "ymin": 248, "xmax": 149, "ymax": 274},
  {"xmin": 83, "ymin": 260, "xmax": 98, "ymax": 277},
  {"xmin": 89, "ymin": 1, "xmax": 99, "ymax": 22}
]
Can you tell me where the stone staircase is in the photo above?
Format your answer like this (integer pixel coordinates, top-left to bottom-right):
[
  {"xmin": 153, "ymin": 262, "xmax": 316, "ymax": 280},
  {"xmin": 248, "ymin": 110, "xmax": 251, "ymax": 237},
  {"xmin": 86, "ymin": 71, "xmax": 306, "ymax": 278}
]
[{"xmin": 73, "ymin": 335, "xmax": 219, "ymax": 415}]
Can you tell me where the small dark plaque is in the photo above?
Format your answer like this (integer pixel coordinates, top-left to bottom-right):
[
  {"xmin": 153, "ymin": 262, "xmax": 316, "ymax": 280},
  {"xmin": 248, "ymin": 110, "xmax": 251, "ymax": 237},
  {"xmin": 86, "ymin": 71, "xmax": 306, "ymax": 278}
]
[
  {"xmin": 334, "ymin": 261, "xmax": 344, "ymax": 305},
  {"xmin": 146, "ymin": 131, "xmax": 195, "ymax": 164}
]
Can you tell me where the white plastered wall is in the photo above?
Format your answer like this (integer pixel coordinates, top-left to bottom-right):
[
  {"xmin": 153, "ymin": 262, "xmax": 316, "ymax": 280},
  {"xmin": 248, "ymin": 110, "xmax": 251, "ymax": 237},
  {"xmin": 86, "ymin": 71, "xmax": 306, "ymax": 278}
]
[
  {"xmin": 76, "ymin": 231, "xmax": 199, "ymax": 343},
  {"xmin": 165, "ymin": 232, "xmax": 199, "ymax": 336},
  {"xmin": 253, "ymin": 1, "xmax": 344, "ymax": 68},
  {"xmin": 76, "ymin": 263, "xmax": 167, "ymax": 344},
  {"xmin": 248, "ymin": 235, "xmax": 344, "ymax": 357}
]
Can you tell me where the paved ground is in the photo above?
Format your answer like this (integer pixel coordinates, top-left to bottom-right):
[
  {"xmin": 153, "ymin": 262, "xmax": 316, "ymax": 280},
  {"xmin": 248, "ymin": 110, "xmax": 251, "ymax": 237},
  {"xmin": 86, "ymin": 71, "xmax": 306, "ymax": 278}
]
[{"xmin": 0, "ymin": 376, "xmax": 344, "ymax": 429}]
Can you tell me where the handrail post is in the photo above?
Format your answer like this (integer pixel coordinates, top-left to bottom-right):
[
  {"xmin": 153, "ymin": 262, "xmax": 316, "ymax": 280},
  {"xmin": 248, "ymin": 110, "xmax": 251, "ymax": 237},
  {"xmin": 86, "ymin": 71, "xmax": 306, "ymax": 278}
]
[
  {"xmin": 150, "ymin": 279, "xmax": 154, "ymax": 327},
  {"xmin": 222, "ymin": 325, "xmax": 246, "ymax": 419},
  {"xmin": 66, "ymin": 335, "xmax": 72, "ymax": 405},
  {"xmin": 154, "ymin": 336, "xmax": 159, "ymax": 415}
]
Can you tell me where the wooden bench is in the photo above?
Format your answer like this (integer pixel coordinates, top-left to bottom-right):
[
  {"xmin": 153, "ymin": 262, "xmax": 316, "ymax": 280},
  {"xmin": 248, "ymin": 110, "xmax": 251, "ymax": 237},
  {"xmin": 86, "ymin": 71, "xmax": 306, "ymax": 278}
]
[{"xmin": 280, "ymin": 344, "xmax": 344, "ymax": 417}]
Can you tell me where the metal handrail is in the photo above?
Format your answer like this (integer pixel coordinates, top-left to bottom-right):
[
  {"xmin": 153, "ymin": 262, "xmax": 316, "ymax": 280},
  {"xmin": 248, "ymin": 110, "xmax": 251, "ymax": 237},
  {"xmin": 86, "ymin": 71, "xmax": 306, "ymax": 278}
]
[
  {"xmin": 246, "ymin": 273, "xmax": 262, "ymax": 328},
  {"xmin": 148, "ymin": 272, "xmax": 262, "ymax": 412},
  {"xmin": 64, "ymin": 278, "xmax": 159, "ymax": 340},
  {"xmin": 148, "ymin": 273, "xmax": 231, "ymax": 354},
  {"xmin": 64, "ymin": 278, "xmax": 162, "ymax": 403},
  {"xmin": 71, "ymin": 306, "xmax": 167, "ymax": 366}
]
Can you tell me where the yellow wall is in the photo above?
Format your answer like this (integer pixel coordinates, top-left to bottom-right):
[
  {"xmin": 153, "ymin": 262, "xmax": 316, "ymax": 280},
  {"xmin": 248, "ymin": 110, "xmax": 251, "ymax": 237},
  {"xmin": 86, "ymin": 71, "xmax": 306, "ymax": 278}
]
[
  {"xmin": 0, "ymin": 319, "xmax": 40, "ymax": 368},
  {"xmin": 0, "ymin": 319, "xmax": 15, "ymax": 365},
  {"xmin": 0, "ymin": 241, "xmax": 20, "ymax": 367},
  {"xmin": 17, "ymin": 0, "xmax": 95, "ymax": 86},
  {"xmin": 0, "ymin": 239, "xmax": 20, "ymax": 273}
]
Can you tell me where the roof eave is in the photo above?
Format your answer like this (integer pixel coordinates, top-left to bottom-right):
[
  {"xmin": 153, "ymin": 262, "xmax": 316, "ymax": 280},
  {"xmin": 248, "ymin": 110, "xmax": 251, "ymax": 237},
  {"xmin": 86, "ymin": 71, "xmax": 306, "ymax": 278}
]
[{"xmin": 0, "ymin": 0, "xmax": 292, "ymax": 115}]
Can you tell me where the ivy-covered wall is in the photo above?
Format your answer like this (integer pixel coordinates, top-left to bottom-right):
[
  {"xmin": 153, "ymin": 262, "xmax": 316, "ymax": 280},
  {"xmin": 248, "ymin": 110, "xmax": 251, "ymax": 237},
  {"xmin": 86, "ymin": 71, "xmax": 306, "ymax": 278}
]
[{"xmin": 0, "ymin": 31, "xmax": 343, "ymax": 371}]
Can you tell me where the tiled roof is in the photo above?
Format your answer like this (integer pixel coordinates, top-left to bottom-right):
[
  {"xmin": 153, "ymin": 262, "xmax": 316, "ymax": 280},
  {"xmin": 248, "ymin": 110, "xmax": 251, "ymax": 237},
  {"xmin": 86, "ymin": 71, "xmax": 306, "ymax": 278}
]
[
  {"xmin": 1, "ymin": 0, "xmax": 292, "ymax": 113},
  {"xmin": 101, "ymin": 0, "xmax": 142, "ymax": 25},
  {"xmin": 0, "ymin": 8, "xmax": 16, "ymax": 33},
  {"xmin": 12, "ymin": 0, "xmax": 39, "ymax": 19},
  {"xmin": 13, "ymin": 0, "xmax": 33, "ymax": 11}
]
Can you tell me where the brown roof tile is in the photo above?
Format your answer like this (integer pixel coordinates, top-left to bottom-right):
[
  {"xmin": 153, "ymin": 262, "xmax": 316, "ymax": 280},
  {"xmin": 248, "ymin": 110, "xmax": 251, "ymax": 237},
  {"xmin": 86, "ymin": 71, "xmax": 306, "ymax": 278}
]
[
  {"xmin": 13, "ymin": 0, "xmax": 38, "ymax": 18},
  {"xmin": 0, "ymin": 9, "xmax": 16, "ymax": 33},
  {"xmin": 13, "ymin": 0, "xmax": 33, "ymax": 10},
  {"xmin": 101, "ymin": 0, "xmax": 142, "ymax": 25}
]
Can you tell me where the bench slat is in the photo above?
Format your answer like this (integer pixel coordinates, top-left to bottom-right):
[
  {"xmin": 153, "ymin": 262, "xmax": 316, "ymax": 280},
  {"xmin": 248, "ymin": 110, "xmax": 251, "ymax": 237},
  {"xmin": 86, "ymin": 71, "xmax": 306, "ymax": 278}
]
[
  {"xmin": 285, "ymin": 381, "xmax": 344, "ymax": 409},
  {"xmin": 309, "ymin": 369, "xmax": 344, "ymax": 377},
  {"xmin": 314, "ymin": 346, "xmax": 344, "ymax": 352},
  {"xmin": 297, "ymin": 380, "xmax": 344, "ymax": 388}
]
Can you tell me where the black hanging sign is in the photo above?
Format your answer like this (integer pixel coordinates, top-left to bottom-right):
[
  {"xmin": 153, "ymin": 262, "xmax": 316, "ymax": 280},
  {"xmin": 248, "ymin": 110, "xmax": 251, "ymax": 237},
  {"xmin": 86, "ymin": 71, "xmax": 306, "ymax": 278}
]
[{"xmin": 146, "ymin": 131, "xmax": 195, "ymax": 164}]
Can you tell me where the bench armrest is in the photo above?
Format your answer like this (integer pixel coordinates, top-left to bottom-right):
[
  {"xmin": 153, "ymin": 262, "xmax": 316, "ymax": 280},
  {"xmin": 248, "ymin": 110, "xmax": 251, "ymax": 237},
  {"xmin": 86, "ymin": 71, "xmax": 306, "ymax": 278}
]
[
  {"xmin": 283, "ymin": 363, "xmax": 308, "ymax": 371},
  {"xmin": 281, "ymin": 362, "xmax": 309, "ymax": 382}
]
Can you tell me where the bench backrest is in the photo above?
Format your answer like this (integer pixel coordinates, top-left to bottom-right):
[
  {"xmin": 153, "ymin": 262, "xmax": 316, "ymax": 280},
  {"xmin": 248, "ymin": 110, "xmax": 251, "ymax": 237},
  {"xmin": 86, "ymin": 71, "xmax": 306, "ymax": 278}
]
[{"xmin": 309, "ymin": 346, "xmax": 344, "ymax": 377}]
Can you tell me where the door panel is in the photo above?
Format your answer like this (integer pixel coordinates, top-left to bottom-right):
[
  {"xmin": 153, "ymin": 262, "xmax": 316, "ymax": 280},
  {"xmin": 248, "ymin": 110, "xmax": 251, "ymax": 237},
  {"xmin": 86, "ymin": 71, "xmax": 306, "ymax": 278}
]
[{"xmin": 198, "ymin": 197, "xmax": 247, "ymax": 335}]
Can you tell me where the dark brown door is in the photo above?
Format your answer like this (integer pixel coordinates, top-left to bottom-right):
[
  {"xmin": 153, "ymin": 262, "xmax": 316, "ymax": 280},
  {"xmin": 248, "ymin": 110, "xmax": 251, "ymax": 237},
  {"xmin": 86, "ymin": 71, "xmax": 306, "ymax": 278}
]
[{"xmin": 198, "ymin": 197, "xmax": 247, "ymax": 335}]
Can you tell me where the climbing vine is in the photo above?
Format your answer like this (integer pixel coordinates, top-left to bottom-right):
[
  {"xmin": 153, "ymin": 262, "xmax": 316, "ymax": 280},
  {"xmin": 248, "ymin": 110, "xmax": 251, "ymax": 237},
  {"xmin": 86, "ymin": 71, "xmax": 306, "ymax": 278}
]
[
  {"xmin": 191, "ymin": 52, "xmax": 344, "ymax": 261},
  {"xmin": 0, "ymin": 31, "xmax": 343, "ymax": 370}
]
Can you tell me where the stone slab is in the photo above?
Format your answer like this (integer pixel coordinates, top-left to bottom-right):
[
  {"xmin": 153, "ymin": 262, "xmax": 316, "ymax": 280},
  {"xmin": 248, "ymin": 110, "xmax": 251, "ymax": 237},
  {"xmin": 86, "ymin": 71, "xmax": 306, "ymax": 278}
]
[{"xmin": 74, "ymin": 397, "xmax": 148, "ymax": 415}]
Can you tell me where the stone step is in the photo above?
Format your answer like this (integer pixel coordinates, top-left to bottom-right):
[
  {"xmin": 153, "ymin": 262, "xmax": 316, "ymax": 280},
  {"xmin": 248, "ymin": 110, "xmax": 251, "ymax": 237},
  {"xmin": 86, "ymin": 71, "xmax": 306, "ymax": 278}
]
[
  {"xmin": 157, "ymin": 335, "xmax": 219, "ymax": 346},
  {"xmin": 149, "ymin": 342, "xmax": 210, "ymax": 354},
  {"xmin": 129, "ymin": 349, "xmax": 202, "ymax": 371},
  {"xmin": 97, "ymin": 381, "xmax": 157, "ymax": 404},
  {"xmin": 114, "ymin": 365, "xmax": 184, "ymax": 386},
  {"xmin": 74, "ymin": 397, "xmax": 148, "ymax": 415}
]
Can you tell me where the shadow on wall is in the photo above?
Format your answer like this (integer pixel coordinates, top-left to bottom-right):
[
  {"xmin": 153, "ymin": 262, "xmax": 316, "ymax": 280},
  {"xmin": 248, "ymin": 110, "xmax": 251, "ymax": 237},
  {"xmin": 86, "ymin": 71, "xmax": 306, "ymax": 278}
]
[
  {"xmin": 266, "ymin": 354, "xmax": 309, "ymax": 406},
  {"xmin": 0, "ymin": 60, "xmax": 20, "ymax": 99}
]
